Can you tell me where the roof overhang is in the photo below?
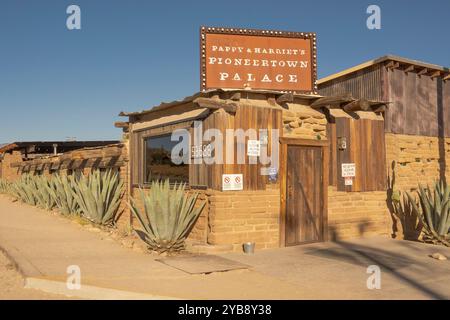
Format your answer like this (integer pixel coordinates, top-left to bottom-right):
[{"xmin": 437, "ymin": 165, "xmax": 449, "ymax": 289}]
[
  {"xmin": 119, "ymin": 88, "xmax": 322, "ymax": 118},
  {"xmin": 318, "ymin": 55, "xmax": 450, "ymax": 85}
]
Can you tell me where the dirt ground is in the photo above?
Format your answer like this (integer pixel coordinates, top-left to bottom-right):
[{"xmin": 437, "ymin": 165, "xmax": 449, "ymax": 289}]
[{"xmin": 0, "ymin": 250, "xmax": 70, "ymax": 300}]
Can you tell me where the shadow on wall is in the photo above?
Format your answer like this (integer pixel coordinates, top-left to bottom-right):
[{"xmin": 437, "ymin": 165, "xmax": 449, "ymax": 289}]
[
  {"xmin": 328, "ymin": 220, "xmax": 373, "ymax": 242},
  {"xmin": 386, "ymin": 161, "xmax": 423, "ymax": 241}
]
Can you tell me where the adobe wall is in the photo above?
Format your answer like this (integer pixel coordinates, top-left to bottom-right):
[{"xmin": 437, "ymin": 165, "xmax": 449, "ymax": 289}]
[
  {"xmin": 384, "ymin": 133, "xmax": 450, "ymax": 239},
  {"xmin": 0, "ymin": 151, "xmax": 23, "ymax": 182},
  {"xmin": 327, "ymin": 187, "xmax": 390, "ymax": 240},
  {"xmin": 206, "ymin": 188, "xmax": 280, "ymax": 251},
  {"xmin": 0, "ymin": 144, "xmax": 131, "ymax": 228},
  {"xmin": 385, "ymin": 133, "xmax": 450, "ymax": 191}
]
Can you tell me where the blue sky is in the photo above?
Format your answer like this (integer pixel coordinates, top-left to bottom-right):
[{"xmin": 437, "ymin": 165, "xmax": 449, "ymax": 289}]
[{"xmin": 0, "ymin": 0, "xmax": 449, "ymax": 142}]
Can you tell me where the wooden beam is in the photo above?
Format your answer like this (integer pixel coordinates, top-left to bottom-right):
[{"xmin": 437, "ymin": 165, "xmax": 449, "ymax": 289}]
[
  {"xmin": 430, "ymin": 70, "xmax": 441, "ymax": 79},
  {"xmin": 444, "ymin": 74, "xmax": 450, "ymax": 81},
  {"xmin": 275, "ymin": 92, "xmax": 294, "ymax": 105},
  {"xmin": 310, "ymin": 94, "xmax": 353, "ymax": 109},
  {"xmin": 386, "ymin": 61, "xmax": 400, "ymax": 70},
  {"xmin": 342, "ymin": 99, "xmax": 371, "ymax": 112},
  {"xmin": 372, "ymin": 105, "xmax": 387, "ymax": 113},
  {"xmin": 229, "ymin": 92, "xmax": 241, "ymax": 101},
  {"xmin": 193, "ymin": 97, "xmax": 237, "ymax": 113},
  {"xmin": 114, "ymin": 122, "xmax": 129, "ymax": 129},
  {"xmin": 417, "ymin": 68, "xmax": 428, "ymax": 76},
  {"xmin": 404, "ymin": 65, "xmax": 415, "ymax": 73}
]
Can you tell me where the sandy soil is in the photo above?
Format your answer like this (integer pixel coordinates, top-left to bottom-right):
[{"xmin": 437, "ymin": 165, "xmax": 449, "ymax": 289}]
[{"xmin": 0, "ymin": 250, "xmax": 70, "ymax": 300}]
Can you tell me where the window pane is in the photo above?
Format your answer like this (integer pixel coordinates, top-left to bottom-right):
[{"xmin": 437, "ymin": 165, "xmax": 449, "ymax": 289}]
[{"xmin": 144, "ymin": 134, "xmax": 189, "ymax": 184}]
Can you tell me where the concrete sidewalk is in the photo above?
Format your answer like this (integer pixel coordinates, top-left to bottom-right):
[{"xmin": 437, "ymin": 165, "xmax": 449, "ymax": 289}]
[
  {"xmin": 0, "ymin": 195, "xmax": 305, "ymax": 299},
  {"xmin": 1, "ymin": 194, "xmax": 449, "ymax": 299}
]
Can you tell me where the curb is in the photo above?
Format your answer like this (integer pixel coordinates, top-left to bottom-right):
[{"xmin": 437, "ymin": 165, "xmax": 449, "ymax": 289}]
[{"xmin": 24, "ymin": 278, "xmax": 179, "ymax": 300}]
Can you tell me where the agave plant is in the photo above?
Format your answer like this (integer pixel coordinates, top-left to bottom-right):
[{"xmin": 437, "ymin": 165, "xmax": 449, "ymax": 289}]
[
  {"xmin": 0, "ymin": 179, "xmax": 9, "ymax": 194},
  {"xmin": 129, "ymin": 179, "xmax": 206, "ymax": 253},
  {"xmin": 49, "ymin": 174, "xmax": 79, "ymax": 215},
  {"xmin": 33, "ymin": 175, "xmax": 56, "ymax": 210},
  {"xmin": 72, "ymin": 169, "xmax": 123, "ymax": 226},
  {"xmin": 9, "ymin": 174, "xmax": 38, "ymax": 205},
  {"xmin": 406, "ymin": 180, "xmax": 450, "ymax": 246}
]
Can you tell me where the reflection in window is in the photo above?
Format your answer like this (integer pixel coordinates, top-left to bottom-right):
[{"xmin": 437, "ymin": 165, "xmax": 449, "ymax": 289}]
[{"xmin": 144, "ymin": 134, "xmax": 189, "ymax": 184}]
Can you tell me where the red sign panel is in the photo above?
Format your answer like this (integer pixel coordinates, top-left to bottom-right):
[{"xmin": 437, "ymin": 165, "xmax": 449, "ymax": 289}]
[{"xmin": 200, "ymin": 27, "xmax": 317, "ymax": 94}]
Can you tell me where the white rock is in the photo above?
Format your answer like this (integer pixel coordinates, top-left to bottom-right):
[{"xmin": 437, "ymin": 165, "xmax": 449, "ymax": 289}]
[{"xmin": 430, "ymin": 253, "xmax": 447, "ymax": 261}]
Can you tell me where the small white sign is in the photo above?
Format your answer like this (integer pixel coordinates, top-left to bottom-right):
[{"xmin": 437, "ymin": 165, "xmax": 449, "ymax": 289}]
[
  {"xmin": 247, "ymin": 140, "xmax": 261, "ymax": 157},
  {"xmin": 341, "ymin": 163, "xmax": 356, "ymax": 177},
  {"xmin": 191, "ymin": 144, "xmax": 212, "ymax": 158},
  {"xmin": 222, "ymin": 174, "xmax": 243, "ymax": 191},
  {"xmin": 344, "ymin": 177, "xmax": 353, "ymax": 186}
]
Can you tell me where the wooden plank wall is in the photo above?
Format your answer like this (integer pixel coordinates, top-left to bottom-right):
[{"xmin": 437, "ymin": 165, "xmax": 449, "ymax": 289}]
[
  {"xmin": 328, "ymin": 118, "xmax": 386, "ymax": 192},
  {"xmin": 319, "ymin": 65, "xmax": 450, "ymax": 138},
  {"xmin": 190, "ymin": 105, "xmax": 282, "ymax": 191},
  {"xmin": 131, "ymin": 105, "xmax": 282, "ymax": 191},
  {"xmin": 385, "ymin": 68, "xmax": 441, "ymax": 136}
]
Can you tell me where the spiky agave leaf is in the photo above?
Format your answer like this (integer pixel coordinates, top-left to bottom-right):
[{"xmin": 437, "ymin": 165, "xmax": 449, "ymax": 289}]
[
  {"xmin": 72, "ymin": 169, "xmax": 123, "ymax": 226},
  {"xmin": 129, "ymin": 179, "xmax": 206, "ymax": 253},
  {"xmin": 49, "ymin": 174, "xmax": 79, "ymax": 215},
  {"xmin": 408, "ymin": 180, "xmax": 450, "ymax": 246}
]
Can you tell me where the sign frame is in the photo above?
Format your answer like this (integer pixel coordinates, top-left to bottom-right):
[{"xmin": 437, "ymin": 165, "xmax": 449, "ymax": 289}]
[{"xmin": 200, "ymin": 26, "xmax": 318, "ymax": 94}]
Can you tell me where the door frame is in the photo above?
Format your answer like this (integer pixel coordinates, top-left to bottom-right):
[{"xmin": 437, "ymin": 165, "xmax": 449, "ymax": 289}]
[{"xmin": 279, "ymin": 137, "xmax": 329, "ymax": 247}]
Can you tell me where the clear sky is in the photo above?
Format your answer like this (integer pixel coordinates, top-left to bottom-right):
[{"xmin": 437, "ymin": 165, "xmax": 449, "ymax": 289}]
[{"xmin": 1, "ymin": 0, "xmax": 449, "ymax": 142}]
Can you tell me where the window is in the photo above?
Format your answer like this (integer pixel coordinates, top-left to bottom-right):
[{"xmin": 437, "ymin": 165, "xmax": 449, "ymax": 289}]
[{"xmin": 144, "ymin": 134, "xmax": 189, "ymax": 184}]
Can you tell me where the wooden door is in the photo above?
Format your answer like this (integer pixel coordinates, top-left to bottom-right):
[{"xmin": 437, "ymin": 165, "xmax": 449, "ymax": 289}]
[{"xmin": 285, "ymin": 145, "xmax": 324, "ymax": 246}]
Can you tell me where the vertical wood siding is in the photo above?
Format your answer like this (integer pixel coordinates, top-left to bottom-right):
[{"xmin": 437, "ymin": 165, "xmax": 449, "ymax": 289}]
[{"xmin": 328, "ymin": 118, "xmax": 386, "ymax": 192}]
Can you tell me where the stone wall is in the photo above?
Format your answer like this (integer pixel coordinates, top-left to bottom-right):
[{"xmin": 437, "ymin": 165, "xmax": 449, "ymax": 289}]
[{"xmin": 282, "ymin": 104, "xmax": 327, "ymax": 139}]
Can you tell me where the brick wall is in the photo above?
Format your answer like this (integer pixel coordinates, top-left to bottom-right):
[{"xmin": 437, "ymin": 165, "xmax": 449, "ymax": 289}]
[
  {"xmin": 384, "ymin": 133, "xmax": 450, "ymax": 239},
  {"xmin": 328, "ymin": 186, "xmax": 390, "ymax": 240},
  {"xmin": 207, "ymin": 189, "xmax": 280, "ymax": 251},
  {"xmin": 385, "ymin": 133, "xmax": 450, "ymax": 191}
]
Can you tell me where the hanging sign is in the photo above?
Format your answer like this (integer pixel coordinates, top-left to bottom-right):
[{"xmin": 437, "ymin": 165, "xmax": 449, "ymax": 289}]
[
  {"xmin": 200, "ymin": 26, "xmax": 317, "ymax": 93},
  {"xmin": 247, "ymin": 140, "xmax": 261, "ymax": 157},
  {"xmin": 222, "ymin": 174, "xmax": 244, "ymax": 191},
  {"xmin": 341, "ymin": 163, "xmax": 356, "ymax": 177}
]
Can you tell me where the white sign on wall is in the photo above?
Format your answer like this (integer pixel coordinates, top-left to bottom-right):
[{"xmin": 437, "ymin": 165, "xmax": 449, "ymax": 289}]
[
  {"xmin": 341, "ymin": 163, "xmax": 356, "ymax": 178},
  {"xmin": 191, "ymin": 144, "xmax": 212, "ymax": 158},
  {"xmin": 247, "ymin": 140, "xmax": 261, "ymax": 157},
  {"xmin": 222, "ymin": 174, "xmax": 243, "ymax": 191},
  {"xmin": 344, "ymin": 177, "xmax": 353, "ymax": 186}
]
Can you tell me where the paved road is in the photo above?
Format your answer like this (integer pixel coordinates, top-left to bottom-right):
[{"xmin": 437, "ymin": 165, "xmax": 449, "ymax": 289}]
[{"xmin": 0, "ymin": 194, "xmax": 449, "ymax": 299}]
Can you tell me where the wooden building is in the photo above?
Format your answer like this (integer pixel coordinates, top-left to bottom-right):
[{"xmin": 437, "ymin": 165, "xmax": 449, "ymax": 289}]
[
  {"xmin": 119, "ymin": 88, "xmax": 390, "ymax": 251},
  {"xmin": 318, "ymin": 55, "xmax": 450, "ymax": 240}
]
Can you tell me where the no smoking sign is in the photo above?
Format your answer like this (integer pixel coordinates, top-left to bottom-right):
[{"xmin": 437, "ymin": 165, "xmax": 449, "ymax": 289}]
[{"xmin": 222, "ymin": 174, "xmax": 243, "ymax": 191}]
